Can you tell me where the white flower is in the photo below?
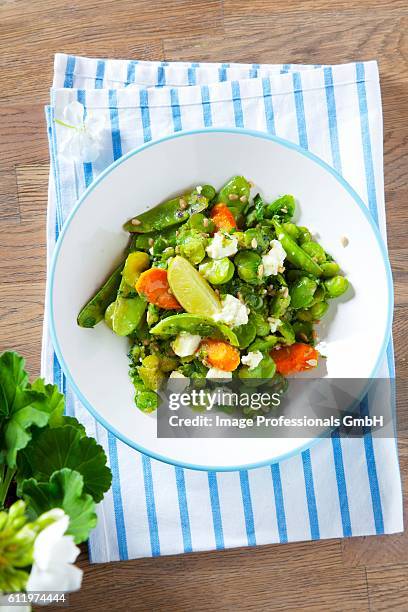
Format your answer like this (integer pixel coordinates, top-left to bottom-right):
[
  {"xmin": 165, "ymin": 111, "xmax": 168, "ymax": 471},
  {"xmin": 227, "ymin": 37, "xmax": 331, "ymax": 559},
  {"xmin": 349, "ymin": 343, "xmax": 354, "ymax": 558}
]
[
  {"xmin": 262, "ymin": 240, "xmax": 287, "ymax": 276},
  {"xmin": 206, "ymin": 232, "xmax": 238, "ymax": 259},
  {"xmin": 26, "ymin": 510, "xmax": 82, "ymax": 594},
  {"xmin": 56, "ymin": 101, "xmax": 105, "ymax": 163},
  {"xmin": 212, "ymin": 294, "xmax": 249, "ymax": 328}
]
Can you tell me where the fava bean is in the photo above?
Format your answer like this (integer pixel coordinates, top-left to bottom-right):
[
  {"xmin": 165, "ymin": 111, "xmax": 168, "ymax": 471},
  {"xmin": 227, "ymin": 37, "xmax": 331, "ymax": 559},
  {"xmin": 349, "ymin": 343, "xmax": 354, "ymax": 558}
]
[
  {"xmin": 309, "ymin": 300, "xmax": 329, "ymax": 319},
  {"xmin": 234, "ymin": 315, "xmax": 257, "ymax": 349},
  {"xmin": 276, "ymin": 321, "xmax": 296, "ymax": 345},
  {"xmin": 234, "ymin": 250, "xmax": 262, "ymax": 284},
  {"xmin": 289, "ymin": 277, "xmax": 318, "ymax": 309},
  {"xmin": 292, "ymin": 320, "xmax": 314, "ymax": 343},
  {"xmin": 325, "ymin": 275, "xmax": 349, "ymax": 298},
  {"xmin": 238, "ymin": 354, "xmax": 276, "ymax": 382},
  {"xmin": 179, "ymin": 231, "xmax": 207, "ymax": 265},
  {"xmin": 320, "ymin": 262, "xmax": 340, "ymax": 278},
  {"xmin": 199, "ymin": 258, "xmax": 235, "ymax": 285}
]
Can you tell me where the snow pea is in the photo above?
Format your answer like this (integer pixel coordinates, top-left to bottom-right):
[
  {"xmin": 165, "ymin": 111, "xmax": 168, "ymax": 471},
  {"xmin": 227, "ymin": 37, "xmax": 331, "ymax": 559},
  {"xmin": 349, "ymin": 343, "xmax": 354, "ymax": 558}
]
[
  {"xmin": 325, "ymin": 275, "xmax": 349, "ymax": 298},
  {"xmin": 297, "ymin": 226, "xmax": 312, "ymax": 245},
  {"xmin": 199, "ymin": 258, "xmax": 235, "ymax": 285},
  {"xmin": 124, "ymin": 188, "xmax": 210, "ymax": 233},
  {"xmin": 265, "ymin": 194, "xmax": 296, "ymax": 220},
  {"xmin": 273, "ymin": 220, "xmax": 323, "ymax": 276},
  {"xmin": 188, "ymin": 212, "xmax": 215, "ymax": 234},
  {"xmin": 131, "ymin": 225, "xmax": 178, "ymax": 251},
  {"xmin": 112, "ymin": 278, "xmax": 147, "ymax": 336},
  {"xmin": 301, "ymin": 241, "xmax": 326, "ymax": 264},
  {"xmin": 234, "ymin": 250, "xmax": 262, "ymax": 285},
  {"xmin": 289, "ymin": 277, "xmax": 318, "ymax": 309},
  {"xmin": 218, "ymin": 176, "xmax": 251, "ymax": 215},
  {"xmin": 150, "ymin": 313, "xmax": 239, "ymax": 346},
  {"xmin": 77, "ymin": 261, "xmax": 124, "ymax": 328},
  {"xmin": 282, "ymin": 222, "xmax": 300, "ymax": 241}
]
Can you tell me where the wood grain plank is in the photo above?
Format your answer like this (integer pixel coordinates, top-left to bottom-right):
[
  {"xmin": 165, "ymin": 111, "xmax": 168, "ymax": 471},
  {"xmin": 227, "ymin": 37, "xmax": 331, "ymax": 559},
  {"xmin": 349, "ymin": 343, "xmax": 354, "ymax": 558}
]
[
  {"xmin": 46, "ymin": 543, "xmax": 368, "ymax": 612},
  {"xmin": 15, "ymin": 163, "xmax": 49, "ymax": 221},
  {"xmin": 366, "ymin": 564, "xmax": 408, "ymax": 611},
  {"xmin": 225, "ymin": 0, "xmax": 408, "ymax": 15}
]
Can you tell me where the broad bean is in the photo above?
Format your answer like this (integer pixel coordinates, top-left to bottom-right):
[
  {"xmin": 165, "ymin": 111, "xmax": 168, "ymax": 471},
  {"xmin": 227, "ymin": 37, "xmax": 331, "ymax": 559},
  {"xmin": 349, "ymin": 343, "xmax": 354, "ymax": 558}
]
[
  {"xmin": 234, "ymin": 250, "xmax": 262, "ymax": 284},
  {"xmin": 325, "ymin": 275, "xmax": 349, "ymax": 298},
  {"xmin": 289, "ymin": 277, "xmax": 318, "ymax": 309},
  {"xmin": 199, "ymin": 258, "xmax": 235, "ymax": 285}
]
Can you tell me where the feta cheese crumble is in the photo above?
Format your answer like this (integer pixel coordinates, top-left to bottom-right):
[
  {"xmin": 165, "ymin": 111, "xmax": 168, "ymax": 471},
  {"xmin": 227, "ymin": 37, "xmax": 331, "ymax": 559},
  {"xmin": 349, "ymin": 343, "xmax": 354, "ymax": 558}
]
[
  {"xmin": 196, "ymin": 185, "xmax": 203, "ymax": 194},
  {"xmin": 206, "ymin": 367, "xmax": 233, "ymax": 379},
  {"xmin": 241, "ymin": 350, "xmax": 263, "ymax": 371},
  {"xmin": 262, "ymin": 240, "xmax": 286, "ymax": 276},
  {"xmin": 212, "ymin": 294, "xmax": 249, "ymax": 328},
  {"xmin": 206, "ymin": 232, "xmax": 238, "ymax": 259},
  {"xmin": 169, "ymin": 370, "xmax": 189, "ymax": 390},
  {"xmin": 171, "ymin": 332, "xmax": 201, "ymax": 357},
  {"xmin": 268, "ymin": 317, "xmax": 282, "ymax": 333}
]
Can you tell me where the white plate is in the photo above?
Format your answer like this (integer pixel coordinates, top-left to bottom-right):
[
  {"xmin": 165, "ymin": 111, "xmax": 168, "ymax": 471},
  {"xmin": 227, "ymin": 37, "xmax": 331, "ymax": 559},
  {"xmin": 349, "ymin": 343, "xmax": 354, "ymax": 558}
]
[{"xmin": 49, "ymin": 129, "xmax": 393, "ymax": 470}]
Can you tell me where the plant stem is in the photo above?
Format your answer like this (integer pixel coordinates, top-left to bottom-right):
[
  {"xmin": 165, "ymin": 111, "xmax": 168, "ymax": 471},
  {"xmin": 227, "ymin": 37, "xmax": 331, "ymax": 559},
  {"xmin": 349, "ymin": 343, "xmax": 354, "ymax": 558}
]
[{"xmin": 0, "ymin": 466, "xmax": 16, "ymax": 509}]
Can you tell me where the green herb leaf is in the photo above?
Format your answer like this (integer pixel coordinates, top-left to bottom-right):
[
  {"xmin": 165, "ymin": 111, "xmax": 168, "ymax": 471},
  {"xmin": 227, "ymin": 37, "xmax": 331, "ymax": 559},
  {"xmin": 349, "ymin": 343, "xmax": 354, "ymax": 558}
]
[
  {"xmin": 21, "ymin": 468, "xmax": 97, "ymax": 544},
  {"xmin": 16, "ymin": 424, "xmax": 111, "ymax": 503},
  {"xmin": 29, "ymin": 378, "xmax": 65, "ymax": 427},
  {"xmin": 0, "ymin": 352, "xmax": 67, "ymax": 467}
]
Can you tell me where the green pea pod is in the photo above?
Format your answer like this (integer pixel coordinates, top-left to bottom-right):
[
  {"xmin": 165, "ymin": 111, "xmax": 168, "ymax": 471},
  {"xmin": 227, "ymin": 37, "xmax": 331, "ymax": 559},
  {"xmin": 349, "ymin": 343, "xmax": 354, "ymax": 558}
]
[
  {"xmin": 273, "ymin": 220, "xmax": 323, "ymax": 276},
  {"xmin": 301, "ymin": 241, "xmax": 327, "ymax": 264},
  {"xmin": 289, "ymin": 277, "xmax": 318, "ymax": 309},
  {"xmin": 112, "ymin": 277, "xmax": 147, "ymax": 336},
  {"xmin": 77, "ymin": 261, "xmax": 124, "ymax": 328},
  {"xmin": 218, "ymin": 176, "xmax": 251, "ymax": 214},
  {"xmin": 150, "ymin": 313, "xmax": 239, "ymax": 347},
  {"xmin": 124, "ymin": 188, "xmax": 209, "ymax": 233},
  {"xmin": 265, "ymin": 195, "xmax": 296, "ymax": 220},
  {"xmin": 131, "ymin": 226, "xmax": 178, "ymax": 251}
]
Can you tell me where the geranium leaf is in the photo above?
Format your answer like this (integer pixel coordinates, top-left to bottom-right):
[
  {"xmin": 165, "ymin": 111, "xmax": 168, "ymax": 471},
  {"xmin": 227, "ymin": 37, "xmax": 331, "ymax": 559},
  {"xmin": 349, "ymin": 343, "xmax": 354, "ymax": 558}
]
[
  {"xmin": 29, "ymin": 379, "xmax": 65, "ymax": 427},
  {"xmin": 16, "ymin": 425, "xmax": 111, "ymax": 502},
  {"xmin": 21, "ymin": 468, "xmax": 97, "ymax": 544},
  {"xmin": 0, "ymin": 352, "xmax": 29, "ymax": 417}
]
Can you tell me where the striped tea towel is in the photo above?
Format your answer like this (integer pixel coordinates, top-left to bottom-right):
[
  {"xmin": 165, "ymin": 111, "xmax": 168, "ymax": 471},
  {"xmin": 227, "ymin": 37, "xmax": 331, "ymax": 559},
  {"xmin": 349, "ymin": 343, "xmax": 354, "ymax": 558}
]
[{"xmin": 42, "ymin": 54, "xmax": 403, "ymax": 562}]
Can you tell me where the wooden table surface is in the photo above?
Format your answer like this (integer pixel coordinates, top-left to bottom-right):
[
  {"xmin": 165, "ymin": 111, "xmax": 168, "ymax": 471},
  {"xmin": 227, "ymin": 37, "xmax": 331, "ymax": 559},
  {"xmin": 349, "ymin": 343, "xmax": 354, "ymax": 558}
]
[{"xmin": 1, "ymin": 1, "xmax": 407, "ymax": 610}]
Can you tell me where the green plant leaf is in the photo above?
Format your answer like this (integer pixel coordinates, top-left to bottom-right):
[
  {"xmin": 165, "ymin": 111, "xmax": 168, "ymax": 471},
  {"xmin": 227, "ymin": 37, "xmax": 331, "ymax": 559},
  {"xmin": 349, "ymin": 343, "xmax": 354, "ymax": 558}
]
[
  {"xmin": 21, "ymin": 468, "xmax": 97, "ymax": 544},
  {"xmin": 16, "ymin": 425, "xmax": 111, "ymax": 503},
  {"xmin": 0, "ymin": 352, "xmax": 29, "ymax": 417},
  {"xmin": 0, "ymin": 352, "xmax": 68, "ymax": 467},
  {"xmin": 29, "ymin": 378, "xmax": 65, "ymax": 427}
]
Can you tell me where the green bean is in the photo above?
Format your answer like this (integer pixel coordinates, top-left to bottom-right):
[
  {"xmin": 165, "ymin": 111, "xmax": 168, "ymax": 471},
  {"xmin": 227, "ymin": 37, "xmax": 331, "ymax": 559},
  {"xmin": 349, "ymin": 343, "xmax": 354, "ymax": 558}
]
[
  {"xmin": 77, "ymin": 261, "xmax": 124, "ymax": 328},
  {"xmin": 289, "ymin": 277, "xmax": 318, "ymax": 309},
  {"xmin": 273, "ymin": 220, "xmax": 323, "ymax": 276},
  {"xmin": 199, "ymin": 258, "xmax": 235, "ymax": 285},
  {"xmin": 150, "ymin": 313, "xmax": 239, "ymax": 346},
  {"xmin": 124, "ymin": 187, "xmax": 209, "ymax": 233},
  {"xmin": 325, "ymin": 275, "xmax": 349, "ymax": 298},
  {"xmin": 301, "ymin": 241, "xmax": 327, "ymax": 264},
  {"xmin": 320, "ymin": 262, "xmax": 340, "ymax": 278},
  {"xmin": 234, "ymin": 250, "xmax": 262, "ymax": 284}
]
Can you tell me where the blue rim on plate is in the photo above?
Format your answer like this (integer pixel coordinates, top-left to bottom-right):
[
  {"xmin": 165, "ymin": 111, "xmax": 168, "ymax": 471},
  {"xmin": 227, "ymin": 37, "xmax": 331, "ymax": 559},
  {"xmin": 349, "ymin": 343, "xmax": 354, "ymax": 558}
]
[{"xmin": 48, "ymin": 127, "xmax": 394, "ymax": 472}]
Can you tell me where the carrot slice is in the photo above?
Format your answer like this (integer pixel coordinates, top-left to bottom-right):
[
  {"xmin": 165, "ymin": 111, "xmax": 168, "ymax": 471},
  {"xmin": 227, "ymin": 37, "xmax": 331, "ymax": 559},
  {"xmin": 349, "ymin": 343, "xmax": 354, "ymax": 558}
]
[
  {"xmin": 210, "ymin": 203, "xmax": 237, "ymax": 232},
  {"xmin": 200, "ymin": 338, "xmax": 240, "ymax": 372},
  {"xmin": 271, "ymin": 343, "xmax": 319, "ymax": 376},
  {"xmin": 135, "ymin": 268, "xmax": 182, "ymax": 310}
]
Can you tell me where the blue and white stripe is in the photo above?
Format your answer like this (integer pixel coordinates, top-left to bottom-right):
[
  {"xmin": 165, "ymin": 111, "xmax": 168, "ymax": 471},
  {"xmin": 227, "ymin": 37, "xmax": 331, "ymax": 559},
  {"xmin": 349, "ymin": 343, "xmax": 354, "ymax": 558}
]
[{"xmin": 43, "ymin": 54, "xmax": 402, "ymax": 562}]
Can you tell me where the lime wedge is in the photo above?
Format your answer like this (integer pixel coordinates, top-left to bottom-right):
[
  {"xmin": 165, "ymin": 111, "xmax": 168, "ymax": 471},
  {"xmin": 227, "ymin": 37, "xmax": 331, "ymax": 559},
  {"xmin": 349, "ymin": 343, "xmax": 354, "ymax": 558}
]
[{"xmin": 168, "ymin": 256, "xmax": 221, "ymax": 316}]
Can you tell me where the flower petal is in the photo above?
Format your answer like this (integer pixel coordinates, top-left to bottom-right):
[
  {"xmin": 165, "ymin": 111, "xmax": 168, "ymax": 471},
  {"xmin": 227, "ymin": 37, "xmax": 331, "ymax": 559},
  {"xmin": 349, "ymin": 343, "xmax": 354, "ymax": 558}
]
[
  {"xmin": 85, "ymin": 111, "xmax": 106, "ymax": 132},
  {"xmin": 33, "ymin": 514, "xmax": 70, "ymax": 570},
  {"xmin": 27, "ymin": 563, "xmax": 83, "ymax": 593},
  {"xmin": 63, "ymin": 100, "xmax": 85, "ymax": 126},
  {"xmin": 78, "ymin": 132, "xmax": 101, "ymax": 163}
]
